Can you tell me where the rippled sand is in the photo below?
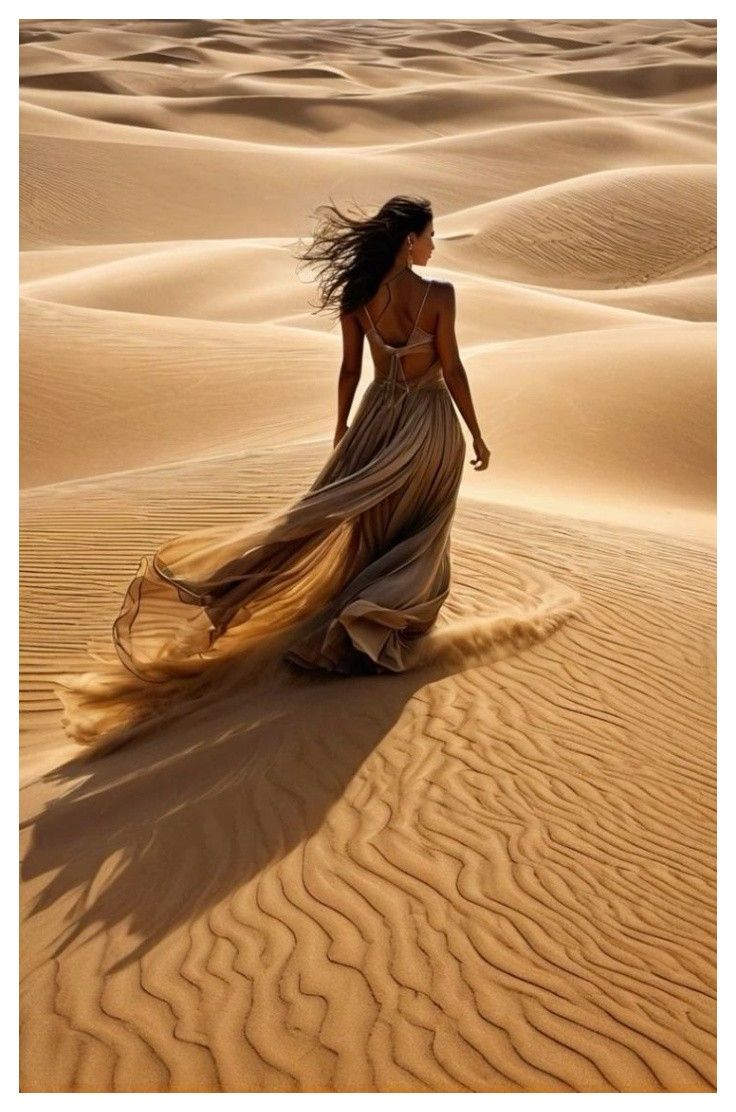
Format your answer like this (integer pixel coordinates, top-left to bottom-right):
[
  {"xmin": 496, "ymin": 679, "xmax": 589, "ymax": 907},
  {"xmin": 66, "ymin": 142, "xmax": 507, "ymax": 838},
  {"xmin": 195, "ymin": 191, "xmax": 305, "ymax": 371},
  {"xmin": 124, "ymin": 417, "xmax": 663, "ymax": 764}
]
[{"xmin": 20, "ymin": 17, "xmax": 715, "ymax": 1092}]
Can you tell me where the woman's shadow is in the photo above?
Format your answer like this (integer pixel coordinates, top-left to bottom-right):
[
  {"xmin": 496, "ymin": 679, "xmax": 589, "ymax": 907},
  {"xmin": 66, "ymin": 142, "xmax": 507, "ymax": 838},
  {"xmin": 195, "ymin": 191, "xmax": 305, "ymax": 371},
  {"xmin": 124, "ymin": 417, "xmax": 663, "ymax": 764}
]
[{"xmin": 21, "ymin": 650, "xmax": 459, "ymax": 977}]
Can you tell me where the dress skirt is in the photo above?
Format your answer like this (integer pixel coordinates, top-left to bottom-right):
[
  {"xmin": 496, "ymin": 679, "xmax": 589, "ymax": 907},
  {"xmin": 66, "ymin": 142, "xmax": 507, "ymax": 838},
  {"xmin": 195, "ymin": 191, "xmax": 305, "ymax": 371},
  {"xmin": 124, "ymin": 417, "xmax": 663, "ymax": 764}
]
[{"xmin": 53, "ymin": 367, "xmax": 466, "ymax": 748}]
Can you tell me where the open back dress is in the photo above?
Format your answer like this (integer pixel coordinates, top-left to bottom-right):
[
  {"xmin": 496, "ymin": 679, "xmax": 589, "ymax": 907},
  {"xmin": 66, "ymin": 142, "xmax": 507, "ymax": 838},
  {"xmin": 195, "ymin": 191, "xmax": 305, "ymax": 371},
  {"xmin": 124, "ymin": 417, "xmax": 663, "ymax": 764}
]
[{"xmin": 54, "ymin": 278, "xmax": 467, "ymax": 747}]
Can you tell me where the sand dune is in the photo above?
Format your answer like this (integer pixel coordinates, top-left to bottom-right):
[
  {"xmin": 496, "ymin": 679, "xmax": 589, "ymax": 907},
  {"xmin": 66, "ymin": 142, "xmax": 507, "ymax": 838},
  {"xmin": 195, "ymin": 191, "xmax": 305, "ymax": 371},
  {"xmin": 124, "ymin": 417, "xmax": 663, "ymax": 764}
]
[
  {"xmin": 546, "ymin": 60, "xmax": 716, "ymax": 99},
  {"xmin": 20, "ymin": 242, "xmax": 300, "ymax": 321},
  {"xmin": 20, "ymin": 17, "xmax": 716, "ymax": 1093},
  {"xmin": 549, "ymin": 273, "xmax": 715, "ymax": 321},
  {"xmin": 441, "ymin": 164, "xmax": 715, "ymax": 287},
  {"xmin": 20, "ymin": 299, "xmax": 336, "ymax": 487},
  {"xmin": 20, "ymin": 477, "xmax": 715, "ymax": 1092},
  {"xmin": 21, "ymin": 298, "xmax": 715, "ymax": 532},
  {"xmin": 21, "ymin": 104, "xmax": 715, "ymax": 255}
]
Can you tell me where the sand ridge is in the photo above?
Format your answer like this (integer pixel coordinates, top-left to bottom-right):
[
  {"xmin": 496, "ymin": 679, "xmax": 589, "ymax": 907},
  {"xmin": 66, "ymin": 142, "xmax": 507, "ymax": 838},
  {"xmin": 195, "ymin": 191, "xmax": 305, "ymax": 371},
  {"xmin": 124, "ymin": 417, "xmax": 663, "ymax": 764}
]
[{"xmin": 20, "ymin": 17, "xmax": 715, "ymax": 1092}]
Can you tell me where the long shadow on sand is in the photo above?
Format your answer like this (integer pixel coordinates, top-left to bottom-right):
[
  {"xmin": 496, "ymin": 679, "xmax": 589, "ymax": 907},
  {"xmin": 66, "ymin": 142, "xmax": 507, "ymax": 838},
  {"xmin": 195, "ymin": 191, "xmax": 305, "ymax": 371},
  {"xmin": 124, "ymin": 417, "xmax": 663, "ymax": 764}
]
[{"xmin": 21, "ymin": 651, "xmax": 479, "ymax": 975}]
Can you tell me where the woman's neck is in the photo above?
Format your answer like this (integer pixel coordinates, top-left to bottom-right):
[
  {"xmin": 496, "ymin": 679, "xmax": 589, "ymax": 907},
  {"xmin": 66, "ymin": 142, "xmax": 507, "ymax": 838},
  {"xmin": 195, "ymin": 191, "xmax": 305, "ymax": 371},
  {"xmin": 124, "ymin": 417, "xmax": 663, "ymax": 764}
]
[{"xmin": 381, "ymin": 262, "xmax": 412, "ymax": 286}]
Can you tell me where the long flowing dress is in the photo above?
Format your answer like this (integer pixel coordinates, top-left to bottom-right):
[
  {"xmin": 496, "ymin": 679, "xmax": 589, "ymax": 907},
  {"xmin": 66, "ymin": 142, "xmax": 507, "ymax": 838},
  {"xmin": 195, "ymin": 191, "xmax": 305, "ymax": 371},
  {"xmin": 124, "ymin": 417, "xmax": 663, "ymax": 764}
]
[{"xmin": 53, "ymin": 279, "xmax": 468, "ymax": 749}]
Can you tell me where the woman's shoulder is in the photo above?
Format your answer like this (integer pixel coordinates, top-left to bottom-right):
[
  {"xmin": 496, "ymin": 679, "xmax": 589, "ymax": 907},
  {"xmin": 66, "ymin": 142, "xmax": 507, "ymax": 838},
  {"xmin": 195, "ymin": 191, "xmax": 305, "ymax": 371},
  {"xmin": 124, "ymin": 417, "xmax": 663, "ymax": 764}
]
[
  {"xmin": 428, "ymin": 277, "xmax": 454, "ymax": 293},
  {"xmin": 427, "ymin": 278, "xmax": 455, "ymax": 309}
]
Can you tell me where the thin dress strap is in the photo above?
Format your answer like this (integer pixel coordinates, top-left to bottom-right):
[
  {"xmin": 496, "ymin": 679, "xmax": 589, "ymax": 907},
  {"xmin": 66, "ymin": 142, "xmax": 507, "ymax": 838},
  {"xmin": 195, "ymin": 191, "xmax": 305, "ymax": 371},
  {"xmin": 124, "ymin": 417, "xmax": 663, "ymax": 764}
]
[
  {"xmin": 363, "ymin": 279, "xmax": 432, "ymax": 339},
  {"xmin": 413, "ymin": 280, "xmax": 432, "ymax": 331}
]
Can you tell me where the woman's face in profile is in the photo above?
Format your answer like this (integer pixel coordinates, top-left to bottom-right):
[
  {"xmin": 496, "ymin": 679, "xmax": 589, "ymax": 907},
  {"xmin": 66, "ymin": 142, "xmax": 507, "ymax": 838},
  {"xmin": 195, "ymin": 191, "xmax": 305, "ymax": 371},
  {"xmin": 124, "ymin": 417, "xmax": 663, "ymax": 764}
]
[{"xmin": 414, "ymin": 221, "xmax": 435, "ymax": 265}]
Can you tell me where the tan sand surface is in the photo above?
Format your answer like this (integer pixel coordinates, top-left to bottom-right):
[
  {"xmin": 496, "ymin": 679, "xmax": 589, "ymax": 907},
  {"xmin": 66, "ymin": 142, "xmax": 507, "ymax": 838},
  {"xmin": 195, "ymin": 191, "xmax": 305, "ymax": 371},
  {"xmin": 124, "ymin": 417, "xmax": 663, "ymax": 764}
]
[{"xmin": 20, "ymin": 18, "xmax": 716, "ymax": 1092}]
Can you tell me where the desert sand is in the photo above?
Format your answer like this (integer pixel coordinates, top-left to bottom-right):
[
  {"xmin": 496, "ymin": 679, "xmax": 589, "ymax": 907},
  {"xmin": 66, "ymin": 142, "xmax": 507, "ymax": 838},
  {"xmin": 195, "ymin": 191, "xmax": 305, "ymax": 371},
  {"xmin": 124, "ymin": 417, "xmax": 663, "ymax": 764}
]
[{"xmin": 20, "ymin": 17, "xmax": 716, "ymax": 1093}]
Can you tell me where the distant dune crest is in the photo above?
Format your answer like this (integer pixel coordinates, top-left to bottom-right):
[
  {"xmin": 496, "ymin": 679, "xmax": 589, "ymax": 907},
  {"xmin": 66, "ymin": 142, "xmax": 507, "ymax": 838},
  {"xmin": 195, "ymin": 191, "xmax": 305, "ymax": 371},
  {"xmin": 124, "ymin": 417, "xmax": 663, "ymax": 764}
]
[{"xmin": 20, "ymin": 16, "xmax": 715, "ymax": 1094}]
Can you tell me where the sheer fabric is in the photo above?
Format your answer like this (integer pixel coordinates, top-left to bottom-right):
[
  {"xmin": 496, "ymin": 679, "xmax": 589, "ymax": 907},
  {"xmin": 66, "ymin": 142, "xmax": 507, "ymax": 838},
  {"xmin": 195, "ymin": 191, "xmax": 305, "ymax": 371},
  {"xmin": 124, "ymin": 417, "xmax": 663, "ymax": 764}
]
[{"xmin": 53, "ymin": 279, "xmax": 467, "ymax": 749}]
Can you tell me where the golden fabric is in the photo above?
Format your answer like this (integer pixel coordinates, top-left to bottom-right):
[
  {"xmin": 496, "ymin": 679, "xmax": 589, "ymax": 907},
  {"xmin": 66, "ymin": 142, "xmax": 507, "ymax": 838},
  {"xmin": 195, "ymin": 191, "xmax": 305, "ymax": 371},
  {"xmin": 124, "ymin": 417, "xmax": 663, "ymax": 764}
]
[{"xmin": 53, "ymin": 281, "xmax": 466, "ymax": 750}]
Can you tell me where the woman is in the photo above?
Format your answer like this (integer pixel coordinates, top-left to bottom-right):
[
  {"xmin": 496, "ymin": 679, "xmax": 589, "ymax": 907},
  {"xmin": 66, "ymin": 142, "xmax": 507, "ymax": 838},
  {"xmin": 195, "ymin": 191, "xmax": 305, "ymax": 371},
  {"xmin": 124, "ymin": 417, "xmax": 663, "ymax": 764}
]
[{"xmin": 54, "ymin": 195, "xmax": 491, "ymax": 749}]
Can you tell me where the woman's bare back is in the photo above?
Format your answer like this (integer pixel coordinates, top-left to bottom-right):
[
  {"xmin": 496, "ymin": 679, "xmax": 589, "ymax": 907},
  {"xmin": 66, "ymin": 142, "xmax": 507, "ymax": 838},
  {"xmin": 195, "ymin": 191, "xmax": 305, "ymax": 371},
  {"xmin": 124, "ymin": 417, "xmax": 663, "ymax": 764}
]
[{"xmin": 361, "ymin": 272, "xmax": 440, "ymax": 384}]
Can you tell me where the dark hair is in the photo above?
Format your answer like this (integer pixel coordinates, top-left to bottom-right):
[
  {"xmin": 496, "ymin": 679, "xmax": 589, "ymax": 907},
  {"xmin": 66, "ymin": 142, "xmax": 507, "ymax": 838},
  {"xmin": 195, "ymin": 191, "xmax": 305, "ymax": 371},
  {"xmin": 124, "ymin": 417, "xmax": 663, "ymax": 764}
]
[{"xmin": 293, "ymin": 194, "xmax": 433, "ymax": 319}]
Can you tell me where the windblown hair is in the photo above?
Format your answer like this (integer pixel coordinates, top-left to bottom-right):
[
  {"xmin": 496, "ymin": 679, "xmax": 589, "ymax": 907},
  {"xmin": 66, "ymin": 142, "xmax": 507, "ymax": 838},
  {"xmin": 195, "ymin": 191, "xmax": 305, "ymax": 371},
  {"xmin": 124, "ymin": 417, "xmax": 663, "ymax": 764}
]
[{"xmin": 293, "ymin": 194, "xmax": 433, "ymax": 319}]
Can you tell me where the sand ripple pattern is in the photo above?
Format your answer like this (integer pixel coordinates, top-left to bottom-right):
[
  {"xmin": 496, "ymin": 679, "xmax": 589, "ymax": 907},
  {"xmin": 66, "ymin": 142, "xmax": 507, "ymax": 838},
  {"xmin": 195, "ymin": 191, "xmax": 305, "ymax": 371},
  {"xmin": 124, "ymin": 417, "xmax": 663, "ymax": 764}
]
[
  {"xmin": 20, "ymin": 13, "xmax": 716, "ymax": 1093},
  {"xmin": 21, "ymin": 460, "xmax": 715, "ymax": 1092}
]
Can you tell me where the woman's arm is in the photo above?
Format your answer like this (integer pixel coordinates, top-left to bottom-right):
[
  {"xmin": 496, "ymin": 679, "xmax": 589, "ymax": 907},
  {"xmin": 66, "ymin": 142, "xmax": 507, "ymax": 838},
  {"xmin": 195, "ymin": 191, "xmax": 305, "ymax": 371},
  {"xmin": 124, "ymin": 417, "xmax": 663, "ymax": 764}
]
[
  {"xmin": 435, "ymin": 281, "xmax": 490, "ymax": 469},
  {"xmin": 334, "ymin": 311, "xmax": 364, "ymax": 446}
]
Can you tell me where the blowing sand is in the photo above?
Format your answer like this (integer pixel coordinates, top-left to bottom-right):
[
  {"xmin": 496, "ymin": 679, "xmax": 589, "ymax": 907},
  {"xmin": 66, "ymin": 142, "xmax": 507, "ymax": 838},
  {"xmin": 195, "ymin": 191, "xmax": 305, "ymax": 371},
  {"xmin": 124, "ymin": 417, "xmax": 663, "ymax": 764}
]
[{"xmin": 20, "ymin": 18, "xmax": 716, "ymax": 1092}]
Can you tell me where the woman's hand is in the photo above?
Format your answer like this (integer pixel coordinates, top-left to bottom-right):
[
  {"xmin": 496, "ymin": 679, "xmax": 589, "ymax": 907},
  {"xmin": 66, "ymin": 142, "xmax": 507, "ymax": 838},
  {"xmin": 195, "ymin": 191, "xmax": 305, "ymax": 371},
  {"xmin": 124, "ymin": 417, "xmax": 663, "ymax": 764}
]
[
  {"xmin": 470, "ymin": 436, "xmax": 491, "ymax": 471},
  {"xmin": 333, "ymin": 424, "xmax": 349, "ymax": 449}
]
